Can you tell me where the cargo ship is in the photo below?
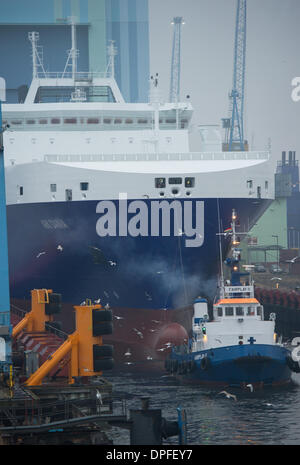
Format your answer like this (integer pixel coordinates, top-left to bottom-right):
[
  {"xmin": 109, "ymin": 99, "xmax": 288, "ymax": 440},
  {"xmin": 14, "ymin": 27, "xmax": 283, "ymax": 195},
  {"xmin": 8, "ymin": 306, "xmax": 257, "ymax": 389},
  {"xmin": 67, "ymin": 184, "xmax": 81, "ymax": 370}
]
[
  {"xmin": 165, "ymin": 210, "xmax": 294, "ymax": 388},
  {"xmin": 3, "ymin": 26, "xmax": 274, "ymax": 369}
]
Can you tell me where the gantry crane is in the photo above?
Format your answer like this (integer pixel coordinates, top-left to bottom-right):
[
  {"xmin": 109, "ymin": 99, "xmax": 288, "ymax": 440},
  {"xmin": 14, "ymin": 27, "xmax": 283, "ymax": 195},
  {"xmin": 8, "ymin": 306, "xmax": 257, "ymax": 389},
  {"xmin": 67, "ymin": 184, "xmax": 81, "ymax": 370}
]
[
  {"xmin": 223, "ymin": 0, "xmax": 247, "ymax": 151},
  {"xmin": 169, "ymin": 17, "xmax": 184, "ymax": 103}
]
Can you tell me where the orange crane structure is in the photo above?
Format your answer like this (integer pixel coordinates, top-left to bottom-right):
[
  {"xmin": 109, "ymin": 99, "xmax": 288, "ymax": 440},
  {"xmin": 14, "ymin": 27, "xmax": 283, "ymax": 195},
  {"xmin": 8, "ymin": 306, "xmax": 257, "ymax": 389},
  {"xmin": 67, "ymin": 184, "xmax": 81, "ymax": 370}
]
[{"xmin": 12, "ymin": 289, "xmax": 113, "ymax": 386}]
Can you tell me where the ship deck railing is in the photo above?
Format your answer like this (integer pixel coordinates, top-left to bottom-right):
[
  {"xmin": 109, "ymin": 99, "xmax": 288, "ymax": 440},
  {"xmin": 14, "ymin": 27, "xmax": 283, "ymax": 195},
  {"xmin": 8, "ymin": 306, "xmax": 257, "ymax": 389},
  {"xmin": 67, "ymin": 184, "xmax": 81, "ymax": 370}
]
[
  {"xmin": 35, "ymin": 71, "xmax": 110, "ymax": 81},
  {"xmin": 44, "ymin": 151, "xmax": 270, "ymax": 164}
]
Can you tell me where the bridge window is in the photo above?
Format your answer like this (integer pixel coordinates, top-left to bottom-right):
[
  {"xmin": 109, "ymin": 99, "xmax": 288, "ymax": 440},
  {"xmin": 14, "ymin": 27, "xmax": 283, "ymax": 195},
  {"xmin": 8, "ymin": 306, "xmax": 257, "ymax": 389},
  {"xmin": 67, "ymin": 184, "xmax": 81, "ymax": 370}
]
[
  {"xmin": 138, "ymin": 119, "xmax": 148, "ymax": 124},
  {"xmin": 39, "ymin": 119, "xmax": 47, "ymax": 124},
  {"xmin": 247, "ymin": 180, "xmax": 253, "ymax": 189},
  {"xmin": 217, "ymin": 307, "xmax": 223, "ymax": 316},
  {"xmin": 103, "ymin": 118, "xmax": 111, "ymax": 124},
  {"xmin": 19, "ymin": 186, "xmax": 23, "ymax": 196},
  {"xmin": 125, "ymin": 118, "xmax": 133, "ymax": 124},
  {"xmin": 225, "ymin": 307, "xmax": 234, "ymax": 316},
  {"xmin": 114, "ymin": 118, "xmax": 122, "ymax": 124},
  {"xmin": 26, "ymin": 119, "xmax": 35, "ymax": 125},
  {"xmin": 50, "ymin": 184, "xmax": 57, "ymax": 193},
  {"xmin": 51, "ymin": 118, "xmax": 61, "ymax": 124}
]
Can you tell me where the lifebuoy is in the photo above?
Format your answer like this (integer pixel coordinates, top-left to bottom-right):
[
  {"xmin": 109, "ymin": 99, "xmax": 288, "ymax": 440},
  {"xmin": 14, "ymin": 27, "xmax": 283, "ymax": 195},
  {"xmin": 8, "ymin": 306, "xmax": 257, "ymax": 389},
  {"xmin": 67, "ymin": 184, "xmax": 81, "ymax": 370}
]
[{"xmin": 291, "ymin": 346, "xmax": 300, "ymax": 362}]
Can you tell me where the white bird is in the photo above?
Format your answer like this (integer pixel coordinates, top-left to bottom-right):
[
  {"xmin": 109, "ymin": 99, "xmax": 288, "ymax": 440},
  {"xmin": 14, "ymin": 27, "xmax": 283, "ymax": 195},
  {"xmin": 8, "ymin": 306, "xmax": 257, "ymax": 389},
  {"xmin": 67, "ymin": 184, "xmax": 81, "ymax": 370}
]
[
  {"xmin": 145, "ymin": 292, "xmax": 152, "ymax": 301},
  {"xmin": 108, "ymin": 260, "xmax": 117, "ymax": 266},
  {"xmin": 146, "ymin": 356, "xmax": 153, "ymax": 360},
  {"xmin": 96, "ymin": 390, "xmax": 103, "ymax": 405},
  {"xmin": 113, "ymin": 291, "xmax": 119, "ymax": 299},
  {"xmin": 36, "ymin": 251, "xmax": 46, "ymax": 258},
  {"xmin": 80, "ymin": 301, "xmax": 86, "ymax": 306},
  {"xmin": 94, "ymin": 298, "xmax": 101, "ymax": 304},
  {"xmin": 246, "ymin": 384, "xmax": 254, "ymax": 392},
  {"xmin": 286, "ymin": 256, "xmax": 300, "ymax": 263},
  {"xmin": 57, "ymin": 245, "xmax": 63, "ymax": 251},
  {"xmin": 104, "ymin": 303, "xmax": 110, "ymax": 310},
  {"xmin": 217, "ymin": 391, "xmax": 237, "ymax": 401},
  {"xmin": 215, "ymin": 338, "xmax": 222, "ymax": 344},
  {"xmin": 149, "ymin": 329, "xmax": 157, "ymax": 332},
  {"xmin": 124, "ymin": 362, "xmax": 133, "ymax": 365},
  {"xmin": 103, "ymin": 291, "xmax": 109, "ymax": 298},
  {"xmin": 164, "ymin": 342, "xmax": 172, "ymax": 347},
  {"xmin": 133, "ymin": 328, "xmax": 143, "ymax": 339},
  {"xmin": 157, "ymin": 347, "xmax": 167, "ymax": 352},
  {"xmin": 114, "ymin": 315, "xmax": 124, "ymax": 320},
  {"xmin": 151, "ymin": 320, "xmax": 160, "ymax": 324},
  {"xmin": 270, "ymin": 277, "xmax": 282, "ymax": 281},
  {"xmin": 124, "ymin": 349, "xmax": 131, "ymax": 357}
]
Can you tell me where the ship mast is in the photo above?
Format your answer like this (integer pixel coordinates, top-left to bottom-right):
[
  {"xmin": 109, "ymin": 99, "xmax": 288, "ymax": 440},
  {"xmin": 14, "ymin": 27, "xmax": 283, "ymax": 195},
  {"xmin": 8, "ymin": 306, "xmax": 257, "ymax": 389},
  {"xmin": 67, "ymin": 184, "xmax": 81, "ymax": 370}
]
[
  {"xmin": 28, "ymin": 31, "xmax": 46, "ymax": 79},
  {"xmin": 62, "ymin": 16, "xmax": 79, "ymax": 79}
]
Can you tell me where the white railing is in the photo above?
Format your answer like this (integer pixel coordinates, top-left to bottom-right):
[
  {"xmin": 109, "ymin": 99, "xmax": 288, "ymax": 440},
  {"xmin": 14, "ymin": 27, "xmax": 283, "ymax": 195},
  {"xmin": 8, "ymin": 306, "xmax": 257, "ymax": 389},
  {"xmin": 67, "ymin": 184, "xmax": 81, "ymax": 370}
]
[
  {"xmin": 35, "ymin": 71, "xmax": 110, "ymax": 80},
  {"xmin": 44, "ymin": 151, "xmax": 270, "ymax": 163}
]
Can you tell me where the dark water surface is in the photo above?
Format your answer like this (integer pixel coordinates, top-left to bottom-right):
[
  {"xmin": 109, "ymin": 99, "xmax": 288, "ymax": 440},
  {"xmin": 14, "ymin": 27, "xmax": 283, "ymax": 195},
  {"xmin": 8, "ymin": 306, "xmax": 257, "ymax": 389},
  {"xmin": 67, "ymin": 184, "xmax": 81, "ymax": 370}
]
[{"xmin": 105, "ymin": 371, "xmax": 300, "ymax": 445}]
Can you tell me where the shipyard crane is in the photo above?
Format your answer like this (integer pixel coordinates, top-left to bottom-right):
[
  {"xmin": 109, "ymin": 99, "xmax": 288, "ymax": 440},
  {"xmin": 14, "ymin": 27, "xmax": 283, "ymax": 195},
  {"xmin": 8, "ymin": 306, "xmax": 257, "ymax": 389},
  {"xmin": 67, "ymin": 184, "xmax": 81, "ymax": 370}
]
[
  {"xmin": 169, "ymin": 17, "xmax": 184, "ymax": 103},
  {"xmin": 223, "ymin": 0, "xmax": 247, "ymax": 151}
]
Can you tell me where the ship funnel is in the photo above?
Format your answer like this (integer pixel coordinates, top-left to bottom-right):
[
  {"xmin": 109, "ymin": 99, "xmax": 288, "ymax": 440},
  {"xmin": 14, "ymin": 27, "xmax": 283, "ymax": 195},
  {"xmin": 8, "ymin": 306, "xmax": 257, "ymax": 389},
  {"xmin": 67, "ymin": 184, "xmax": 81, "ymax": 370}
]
[
  {"xmin": 193, "ymin": 298, "xmax": 208, "ymax": 321},
  {"xmin": 282, "ymin": 151, "xmax": 286, "ymax": 165}
]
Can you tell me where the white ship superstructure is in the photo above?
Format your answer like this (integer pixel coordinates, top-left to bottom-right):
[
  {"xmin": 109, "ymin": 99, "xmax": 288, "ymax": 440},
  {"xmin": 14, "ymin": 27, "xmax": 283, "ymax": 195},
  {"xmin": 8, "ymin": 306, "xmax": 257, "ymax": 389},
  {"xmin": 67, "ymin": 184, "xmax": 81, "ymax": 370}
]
[{"xmin": 2, "ymin": 26, "xmax": 275, "ymax": 367}]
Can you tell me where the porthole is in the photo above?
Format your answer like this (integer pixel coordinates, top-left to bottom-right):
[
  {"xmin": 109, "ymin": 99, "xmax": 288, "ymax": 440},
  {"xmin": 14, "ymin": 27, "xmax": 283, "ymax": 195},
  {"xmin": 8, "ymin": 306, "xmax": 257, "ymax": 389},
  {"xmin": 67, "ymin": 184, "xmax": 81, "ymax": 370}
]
[
  {"xmin": 159, "ymin": 191, "xmax": 165, "ymax": 197},
  {"xmin": 172, "ymin": 188, "xmax": 179, "ymax": 195},
  {"xmin": 186, "ymin": 191, "xmax": 191, "ymax": 196}
]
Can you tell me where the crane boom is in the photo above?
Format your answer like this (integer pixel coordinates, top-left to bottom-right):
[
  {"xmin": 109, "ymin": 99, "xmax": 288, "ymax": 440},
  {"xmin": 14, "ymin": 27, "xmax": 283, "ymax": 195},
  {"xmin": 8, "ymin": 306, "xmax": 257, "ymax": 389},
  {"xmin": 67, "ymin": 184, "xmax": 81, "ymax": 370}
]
[
  {"xmin": 169, "ymin": 17, "xmax": 184, "ymax": 103},
  {"xmin": 228, "ymin": 0, "xmax": 247, "ymax": 151}
]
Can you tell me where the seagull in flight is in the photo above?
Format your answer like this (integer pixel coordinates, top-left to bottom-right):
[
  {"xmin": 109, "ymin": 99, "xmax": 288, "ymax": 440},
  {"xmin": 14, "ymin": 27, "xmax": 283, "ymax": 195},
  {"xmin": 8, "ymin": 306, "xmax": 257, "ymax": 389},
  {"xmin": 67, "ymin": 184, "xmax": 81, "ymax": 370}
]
[
  {"xmin": 108, "ymin": 260, "xmax": 117, "ymax": 266},
  {"xmin": 36, "ymin": 251, "xmax": 46, "ymax": 258},
  {"xmin": 94, "ymin": 298, "xmax": 101, "ymax": 304},
  {"xmin": 114, "ymin": 314, "xmax": 124, "ymax": 320},
  {"xmin": 246, "ymin": 384, "xmax": 254, "ymax": 392},
  {"xmin": 57, "ymin": 245, "xmax": 63, "ymax": 252},
  {"xmin": 217, "ymin": 391, "xmax": 237, "ymax": 401},
  {"xmin": 133, "ymin": 328, "xmax": 143, "ymax": 339}
]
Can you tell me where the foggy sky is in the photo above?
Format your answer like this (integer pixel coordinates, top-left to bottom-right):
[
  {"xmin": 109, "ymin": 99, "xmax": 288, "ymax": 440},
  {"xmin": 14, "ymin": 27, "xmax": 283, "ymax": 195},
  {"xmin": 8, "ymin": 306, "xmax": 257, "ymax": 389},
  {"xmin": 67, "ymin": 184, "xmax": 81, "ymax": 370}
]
[{"xmin": 148, "ymin": 0, "xmax": 300, "ymax": 171}]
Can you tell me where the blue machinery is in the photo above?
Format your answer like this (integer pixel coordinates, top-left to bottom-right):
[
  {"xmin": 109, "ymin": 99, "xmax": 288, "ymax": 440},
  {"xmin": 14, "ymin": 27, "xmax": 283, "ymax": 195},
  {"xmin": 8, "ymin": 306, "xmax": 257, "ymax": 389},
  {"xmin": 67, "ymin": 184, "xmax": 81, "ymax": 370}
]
[
  {"xmin": 223, "ymin": 0, "xmax": 247, "ymax": 151},
  {"xmin": 0, "ymin": 78, "xmax": 12, "ymax": 375}
]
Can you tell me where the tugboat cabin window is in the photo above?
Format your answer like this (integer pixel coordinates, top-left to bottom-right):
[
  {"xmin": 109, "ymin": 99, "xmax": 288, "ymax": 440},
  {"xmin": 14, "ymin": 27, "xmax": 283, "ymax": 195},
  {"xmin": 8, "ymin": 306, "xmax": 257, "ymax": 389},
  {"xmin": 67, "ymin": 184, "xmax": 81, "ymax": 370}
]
[
  {"xmin": 155, "ymin": 178, "xmax": 166, "ymax": 188},
  {"xmin": 19, "ymin": 186, "xmax": 23, "ymax": 196},
  {"xmin": 247, "ymin": 180, "xmax": 253, "ymax": 189},
  {"xmin": 169, "ymin": 177, "xmax": 182, "ymax": 185},
  {"xmin": 80, "ymin": 182, "xmax": 89, "ymax": 191},
  {"xmin": 236, "ymin": 307, "xmax": 244, "ymax": 316},
  {"xmin": 225, "ymin": 307, "xmax": 234, "ymax": 316},
  {"xmin": 247, "ymin": 306, "xmax": 255, "ymax": 316},
  {"xmin": 50, "ymin": 184, "xmax": 57, "ymax": 193},
  {"xmin": 217, "ymin": 307, "xmax": 223, "ymax": 316},
  {"xmin": 185, "ymin": 177, "xmax": 195, "ymax": 188},
  {"xmin": 257, "ymin": 306, "xmax": 262, "ymax": 316}
]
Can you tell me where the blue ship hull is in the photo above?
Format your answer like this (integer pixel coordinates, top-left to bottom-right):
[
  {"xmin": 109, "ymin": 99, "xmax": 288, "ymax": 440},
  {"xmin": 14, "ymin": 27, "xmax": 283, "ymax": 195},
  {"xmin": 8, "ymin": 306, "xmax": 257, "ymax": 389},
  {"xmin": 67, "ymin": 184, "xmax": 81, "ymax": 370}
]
[
  {"xmin": 6, "ymin": 196, "xmax": 270, "ymax": 366},
  {"xmin": 167, "ymin": 344, "xmax": 292, "ymax": 387}
]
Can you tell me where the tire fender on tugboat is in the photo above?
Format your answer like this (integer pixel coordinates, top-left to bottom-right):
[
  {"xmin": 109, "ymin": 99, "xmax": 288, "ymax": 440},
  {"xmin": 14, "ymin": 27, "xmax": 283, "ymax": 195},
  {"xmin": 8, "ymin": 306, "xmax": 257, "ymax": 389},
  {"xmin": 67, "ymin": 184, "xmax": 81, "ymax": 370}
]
[{"xmin": 200, "ymin": 356, "xmax": 211, "ymax": 370}]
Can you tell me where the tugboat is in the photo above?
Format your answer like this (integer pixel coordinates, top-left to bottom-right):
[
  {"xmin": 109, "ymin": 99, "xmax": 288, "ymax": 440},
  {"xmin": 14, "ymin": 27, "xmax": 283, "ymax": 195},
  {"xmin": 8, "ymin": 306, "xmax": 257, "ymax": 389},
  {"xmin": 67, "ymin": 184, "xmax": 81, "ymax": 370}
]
[{"xmin": 165, "ymin": 209, "xmax": 299, "ymax": 389}]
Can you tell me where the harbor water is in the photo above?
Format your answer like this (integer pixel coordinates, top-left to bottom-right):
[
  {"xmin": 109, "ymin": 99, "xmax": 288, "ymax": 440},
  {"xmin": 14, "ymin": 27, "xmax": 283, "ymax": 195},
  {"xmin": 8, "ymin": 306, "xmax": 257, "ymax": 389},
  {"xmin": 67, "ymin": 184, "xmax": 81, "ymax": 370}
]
[{"xmin": 106, "ymin": 371, "xmax": 300, "ymax": 445}]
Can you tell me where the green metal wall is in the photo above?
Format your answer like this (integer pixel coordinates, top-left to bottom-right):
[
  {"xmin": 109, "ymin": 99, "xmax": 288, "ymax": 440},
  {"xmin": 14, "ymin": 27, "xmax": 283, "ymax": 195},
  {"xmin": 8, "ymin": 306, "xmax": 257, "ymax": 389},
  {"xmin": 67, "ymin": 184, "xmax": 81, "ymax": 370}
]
[{"xmin": 242, "ymin": 198, "xmax": 288, "ymax": 264}]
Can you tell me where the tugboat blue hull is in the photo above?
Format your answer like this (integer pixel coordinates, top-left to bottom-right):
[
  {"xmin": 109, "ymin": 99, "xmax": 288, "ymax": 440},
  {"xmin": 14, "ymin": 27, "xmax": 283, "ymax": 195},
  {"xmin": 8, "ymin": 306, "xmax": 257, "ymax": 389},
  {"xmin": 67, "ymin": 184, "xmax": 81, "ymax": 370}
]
[{"xmin": 167, "ymin": 344, "xmax": 292, "ymax": 388}]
